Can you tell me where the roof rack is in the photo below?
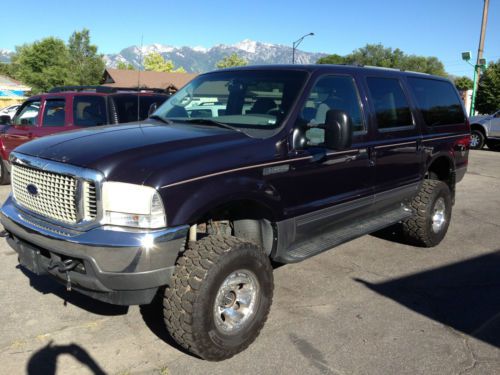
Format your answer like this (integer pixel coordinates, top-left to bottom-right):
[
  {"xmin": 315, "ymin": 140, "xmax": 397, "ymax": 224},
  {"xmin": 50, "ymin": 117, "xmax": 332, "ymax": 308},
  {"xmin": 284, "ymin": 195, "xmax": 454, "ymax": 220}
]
[{"xmin": 48, "ymin": 86, "xmax": 168, "ymax": 94}]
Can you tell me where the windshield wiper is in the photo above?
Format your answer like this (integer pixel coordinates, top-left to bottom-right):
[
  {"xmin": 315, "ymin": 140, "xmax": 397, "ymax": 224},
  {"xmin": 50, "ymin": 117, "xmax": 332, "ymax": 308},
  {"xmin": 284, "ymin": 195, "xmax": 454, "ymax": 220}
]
[
  {"xmin": 149, "ymin": 115, "xmax": 173, "ymax": 125},
  {"xmin": 180, "ymin": 118, "xmax": 244, "ymax": 134}
]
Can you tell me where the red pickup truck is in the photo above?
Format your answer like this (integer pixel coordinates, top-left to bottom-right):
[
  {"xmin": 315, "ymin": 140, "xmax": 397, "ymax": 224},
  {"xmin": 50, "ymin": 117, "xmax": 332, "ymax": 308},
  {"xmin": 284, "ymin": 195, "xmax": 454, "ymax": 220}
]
[{"xmin": 0, "ymin": 86, "xmax": 169, "ymax": 184}]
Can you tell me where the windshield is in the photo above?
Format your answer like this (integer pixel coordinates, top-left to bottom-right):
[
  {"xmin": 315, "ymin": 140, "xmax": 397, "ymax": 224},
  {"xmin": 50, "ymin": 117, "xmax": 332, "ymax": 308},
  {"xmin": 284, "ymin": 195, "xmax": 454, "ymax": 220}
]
[{"xmin": 153, "ymin": 70, "xmax": 308, "ymax": 137}]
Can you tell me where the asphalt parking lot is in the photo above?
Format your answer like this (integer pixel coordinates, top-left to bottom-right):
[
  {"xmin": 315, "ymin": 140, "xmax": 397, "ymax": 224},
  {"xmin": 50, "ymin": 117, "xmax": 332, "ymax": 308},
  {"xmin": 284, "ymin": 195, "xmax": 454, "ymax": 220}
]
[{"xmin": 0, "ymin": 150, "xmax": 499, "ymax": 375}]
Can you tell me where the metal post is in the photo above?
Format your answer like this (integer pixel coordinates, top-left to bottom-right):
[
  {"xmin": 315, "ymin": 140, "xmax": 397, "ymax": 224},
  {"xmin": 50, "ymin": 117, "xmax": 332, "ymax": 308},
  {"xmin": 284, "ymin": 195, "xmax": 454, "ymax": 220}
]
[
  {"xmin": 471, "ymin": 0, "xmax": 489, "ymax": 116},
  {"xmin": 470, "ymin": 67, "xmax": 478, "ymax": 116},
  {"xmin": 292, "ymin": 33, "xmax": 314, "ymax": 64},
  {"xmin": 292, "ymin": 42, "xmax": 296, "ymax": 64}
]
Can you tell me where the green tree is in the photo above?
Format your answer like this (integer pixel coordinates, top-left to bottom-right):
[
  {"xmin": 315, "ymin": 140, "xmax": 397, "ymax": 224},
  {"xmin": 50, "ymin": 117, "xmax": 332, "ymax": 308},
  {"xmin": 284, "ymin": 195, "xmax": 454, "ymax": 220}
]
[
  {"xmin": 116, "ymin": 61, "xmax": 136, "ymax": 70},
  {"xmin": 316, "ymin": 54, "xmax": 345, "ymax": 65},
  {"xmin": 143, "ymin": 52, "xmax": 185, "ymax": 72},
  {"xmin": 454, "ymin": 76, "xmax": 473, "ymax": 91},
  {"xmin": 317, "ymin": 44, "xmax": 446, "ymax": 76},
  {"xmin": 216, "ymin": 53, "xmax": 247, "ymax": 69},
  {"xmin": 67, "ymin": 29, "xmax": 105, "ymax": 85},
  {"xmin": 476, "ymin": 60, "xmax": 500, "ymax": 114},
  {"xmin": 0, "ymin": 63, "xmax": 15, "ymax": 79},
  {"xmin": 11, "ymin": 37, "xmax": 71, "ymax": 93}
]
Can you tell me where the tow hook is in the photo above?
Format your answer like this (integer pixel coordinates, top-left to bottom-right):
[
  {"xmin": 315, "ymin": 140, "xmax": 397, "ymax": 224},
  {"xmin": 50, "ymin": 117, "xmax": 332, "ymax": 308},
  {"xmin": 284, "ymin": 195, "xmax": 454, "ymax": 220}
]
[
  {"xmin": 0, "ymin": 230, "xmax": 10, "ymax": 238},
  {"xmin": 48, "ymin": 259, "xmax": 78, "ymax": 291}
]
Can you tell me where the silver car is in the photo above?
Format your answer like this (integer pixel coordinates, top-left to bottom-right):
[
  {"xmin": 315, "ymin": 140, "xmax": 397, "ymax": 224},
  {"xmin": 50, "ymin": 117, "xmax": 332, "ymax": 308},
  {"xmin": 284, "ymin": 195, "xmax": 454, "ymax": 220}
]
[{"xmin": 470, "ymin": 110, "xmax": 500, "ymax": 149}]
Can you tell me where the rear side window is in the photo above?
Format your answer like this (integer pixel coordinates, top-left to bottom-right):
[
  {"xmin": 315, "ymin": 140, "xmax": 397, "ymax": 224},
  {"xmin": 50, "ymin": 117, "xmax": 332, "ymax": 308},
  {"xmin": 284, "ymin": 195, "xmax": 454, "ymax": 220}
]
[
  {"xmin": 73, "ymin": 96, "xmax": 107, "ymax": 126},
  {"xmin": 366, "ymin": 77, "xmax": 413, "ymax": 129},
  {"xmin": 112, "ymin": 95, "xmax": 168, "ymax": 123},
  {"xmin": 407, "ymin": 77, "xmax": 465, "ymax": 126},
  {"xmin": 42, "ymin": 99, "xmax": 66, "ymax": 127}
]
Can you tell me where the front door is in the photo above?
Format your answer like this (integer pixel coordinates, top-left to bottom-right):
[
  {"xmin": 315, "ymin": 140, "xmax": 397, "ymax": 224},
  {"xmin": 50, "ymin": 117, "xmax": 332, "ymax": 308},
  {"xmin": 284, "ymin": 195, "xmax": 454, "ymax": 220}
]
[
  {"xmin": 3, "ymin": 99, "xmax": 42, "ymax": 157},
  {"xmin": 272, "ymin": 74, "xmax": 374, "ymax": 244}
]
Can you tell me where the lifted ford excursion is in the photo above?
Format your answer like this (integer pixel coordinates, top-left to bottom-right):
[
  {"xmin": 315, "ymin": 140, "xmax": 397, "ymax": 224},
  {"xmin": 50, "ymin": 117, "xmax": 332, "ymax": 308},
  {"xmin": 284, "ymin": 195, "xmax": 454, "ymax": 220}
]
[{"xmin": 0, "ymin": 65, "xmax": 469, "ymax": 361}]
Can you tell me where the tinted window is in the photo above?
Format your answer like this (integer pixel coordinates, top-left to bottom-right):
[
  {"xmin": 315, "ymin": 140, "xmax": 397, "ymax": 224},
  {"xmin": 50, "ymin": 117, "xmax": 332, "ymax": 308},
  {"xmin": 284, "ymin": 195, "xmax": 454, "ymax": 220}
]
[
  {"xmin": 73, "ymin": 96, "xmax": 107, "ymax": 126},
  {"xmin": 42, "ymin": 99, "xmax": 66, "ymax": 127},
  {"xmin": 301, "ymin": 75, "xmax": 364, "ymax": 146},
  {"xmin": 13, "ymin": 101, "xmax": 40, "ymax": 126},
  {"xmin": 112, "ymin": 95, "xmax": 168, "ymax": 123},
  {"xmin": 366, "ymin": 77, "xmax": 413, "ymax": 129},
  {"xmin": 407, "ymin": 77, "xmax": 465, "ymax": 126}
]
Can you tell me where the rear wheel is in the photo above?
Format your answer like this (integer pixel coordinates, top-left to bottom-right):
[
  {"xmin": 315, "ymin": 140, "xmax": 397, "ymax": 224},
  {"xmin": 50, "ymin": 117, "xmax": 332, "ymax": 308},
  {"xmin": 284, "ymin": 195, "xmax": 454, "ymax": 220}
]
[
  {"xmin": 402, "ymin": 180, "xmax": 452, "ymax": 247},
  {"xmin": 470, "ymin": 129, "xmax": 485, "ymax": 149},
  {"xmin": 164, "ymin": 235, "xmax": 273, "ymax": 361}
]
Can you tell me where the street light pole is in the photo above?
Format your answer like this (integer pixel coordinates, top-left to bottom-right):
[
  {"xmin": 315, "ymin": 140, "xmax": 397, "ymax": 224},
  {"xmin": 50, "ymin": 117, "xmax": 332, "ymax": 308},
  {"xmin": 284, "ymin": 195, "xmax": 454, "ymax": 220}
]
[
  {"xmin": 471, "ymin": 0, "xmax": 490, "ymax": 116},
  {"xmin": 292, "ymin": 33, "xmax": 314, "ymax": 64}
]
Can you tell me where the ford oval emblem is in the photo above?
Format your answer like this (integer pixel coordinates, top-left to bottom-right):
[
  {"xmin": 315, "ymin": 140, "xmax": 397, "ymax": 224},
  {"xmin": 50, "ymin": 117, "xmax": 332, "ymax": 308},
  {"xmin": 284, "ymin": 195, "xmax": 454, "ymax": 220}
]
[{"xmin": 26, "ymin": 184, "xmax": 38, "ymax": 196}]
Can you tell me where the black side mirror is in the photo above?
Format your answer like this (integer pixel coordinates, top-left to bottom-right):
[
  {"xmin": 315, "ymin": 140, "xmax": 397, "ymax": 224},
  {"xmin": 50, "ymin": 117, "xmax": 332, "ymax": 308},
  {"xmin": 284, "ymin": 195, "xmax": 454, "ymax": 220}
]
[
  {"xmin": 0, "ymin": 115, "xmax": 11, "ymax": 125},
  {"xmin": 148, "ymin": 102, "xmax": 158, "ymax": 117},
  {"xmin": 322, "ymin": 110, "xmax": 353, "ymax": 150}
]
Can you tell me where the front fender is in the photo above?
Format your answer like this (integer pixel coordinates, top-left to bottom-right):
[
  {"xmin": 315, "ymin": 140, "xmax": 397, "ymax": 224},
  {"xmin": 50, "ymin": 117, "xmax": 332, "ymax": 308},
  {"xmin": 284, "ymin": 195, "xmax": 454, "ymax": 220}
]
[{"xmin": 161, "ymin": 174, "xmax": 283, "ymax": 226}]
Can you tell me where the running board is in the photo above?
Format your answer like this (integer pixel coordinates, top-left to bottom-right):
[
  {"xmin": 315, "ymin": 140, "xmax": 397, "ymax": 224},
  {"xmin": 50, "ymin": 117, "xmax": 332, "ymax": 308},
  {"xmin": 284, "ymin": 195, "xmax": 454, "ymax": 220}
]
[{"xmin": 281, "ymin": 207, "xmax": 413, "ymax": 263}]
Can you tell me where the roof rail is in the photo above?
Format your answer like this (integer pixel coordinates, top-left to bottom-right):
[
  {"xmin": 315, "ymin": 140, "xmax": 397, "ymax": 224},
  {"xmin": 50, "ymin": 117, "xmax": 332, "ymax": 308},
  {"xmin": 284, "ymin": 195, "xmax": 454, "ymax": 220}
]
[{"xmin": 48, "ymin": 86, "xmax": 168, "ymax": 94}]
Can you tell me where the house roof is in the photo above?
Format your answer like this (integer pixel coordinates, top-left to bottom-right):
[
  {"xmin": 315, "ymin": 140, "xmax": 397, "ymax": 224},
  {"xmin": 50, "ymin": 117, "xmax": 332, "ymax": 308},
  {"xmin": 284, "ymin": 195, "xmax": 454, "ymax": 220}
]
[{"xmin": 101, "ymin": 68, "xmax": 197, "ymax": 92}]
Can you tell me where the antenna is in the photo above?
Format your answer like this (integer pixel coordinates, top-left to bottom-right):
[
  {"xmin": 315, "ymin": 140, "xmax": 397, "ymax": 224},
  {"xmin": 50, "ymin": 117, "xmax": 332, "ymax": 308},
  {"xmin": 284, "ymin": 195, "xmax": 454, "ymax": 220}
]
[{"xmin": 137, "ymin": 35, "xmax": 144, "ymax": 122}]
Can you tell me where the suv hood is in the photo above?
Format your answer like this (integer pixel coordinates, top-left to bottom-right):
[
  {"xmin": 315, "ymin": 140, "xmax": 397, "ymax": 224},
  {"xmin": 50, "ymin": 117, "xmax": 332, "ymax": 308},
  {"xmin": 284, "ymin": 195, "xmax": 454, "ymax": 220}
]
[{"xmin": 14, "ymin": 121, "xmax": 256, "ymax": 185}]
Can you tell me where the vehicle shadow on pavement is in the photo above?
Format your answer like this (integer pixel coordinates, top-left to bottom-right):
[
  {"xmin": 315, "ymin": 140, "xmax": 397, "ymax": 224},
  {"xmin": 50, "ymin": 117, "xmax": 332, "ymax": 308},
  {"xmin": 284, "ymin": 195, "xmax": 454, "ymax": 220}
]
[
  {"xmin": 139, "ymin": 290, "xmax": 200, "ymax": 359},
  {"xmin": 26, "ymin": 341, "xmax": 106, "ymax": 375},
  {"xmin": 355, "ymin": 249, "xmax": 500, "ymax": 348},
  {"xmin": 19, "ymin": 266, "xmax": 128, "ymax": 316}
]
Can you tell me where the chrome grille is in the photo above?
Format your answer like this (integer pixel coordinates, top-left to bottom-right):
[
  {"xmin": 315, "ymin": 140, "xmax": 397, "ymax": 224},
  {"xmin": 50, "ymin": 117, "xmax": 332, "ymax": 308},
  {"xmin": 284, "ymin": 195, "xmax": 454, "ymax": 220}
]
[
  {"xmin": 83, "ymin": 181, "xmax": 97, "ymax": 220},
  {"xmin": 12, "ymin": 164, "xmax": 78, "ymax": 224}
]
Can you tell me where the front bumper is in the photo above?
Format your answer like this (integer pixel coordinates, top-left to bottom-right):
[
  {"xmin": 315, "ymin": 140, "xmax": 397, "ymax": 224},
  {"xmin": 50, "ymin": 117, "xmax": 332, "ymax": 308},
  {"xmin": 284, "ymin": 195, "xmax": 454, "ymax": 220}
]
[{"xmin": 0, "ymin": 195, "xmax": 189, "ymax": 305}]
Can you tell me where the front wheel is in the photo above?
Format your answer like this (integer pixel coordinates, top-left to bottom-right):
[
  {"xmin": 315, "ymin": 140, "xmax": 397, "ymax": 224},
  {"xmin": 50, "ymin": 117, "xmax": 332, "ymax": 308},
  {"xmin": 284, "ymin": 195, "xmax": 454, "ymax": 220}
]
[
  {"xmin": 402, "ymin": 180, "xmax": 452, "ymax": 247},
  {"xmin": 470, "ymin": 129, "xmax": 485, "ymax": 149},
  {"xmin": 164, "ymin": 235, "xmax": 274, "ymax": 361}
]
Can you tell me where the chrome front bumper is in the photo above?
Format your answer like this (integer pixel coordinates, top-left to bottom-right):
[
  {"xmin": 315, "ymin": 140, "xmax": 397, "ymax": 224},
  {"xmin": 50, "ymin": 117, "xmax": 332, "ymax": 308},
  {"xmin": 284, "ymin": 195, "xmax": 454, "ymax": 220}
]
[{"xmin": 0, "ymin": 195, "xmax": 189, "ymax": 305}]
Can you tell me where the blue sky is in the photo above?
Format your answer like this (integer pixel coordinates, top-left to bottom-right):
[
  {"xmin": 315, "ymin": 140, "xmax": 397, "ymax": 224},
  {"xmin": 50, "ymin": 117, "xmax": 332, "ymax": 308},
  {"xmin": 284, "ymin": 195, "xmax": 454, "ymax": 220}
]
[{"xmin": 1, "ymin": 0, "xmax": 499, "ymax": 77}]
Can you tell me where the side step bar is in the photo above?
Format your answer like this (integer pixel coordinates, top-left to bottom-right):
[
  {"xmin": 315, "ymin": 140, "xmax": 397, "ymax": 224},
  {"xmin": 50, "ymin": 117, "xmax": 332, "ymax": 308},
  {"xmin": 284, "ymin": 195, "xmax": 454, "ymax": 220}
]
[{"xmin": 279, "ymin": 206, "xmax": 413, "ymax": 263}]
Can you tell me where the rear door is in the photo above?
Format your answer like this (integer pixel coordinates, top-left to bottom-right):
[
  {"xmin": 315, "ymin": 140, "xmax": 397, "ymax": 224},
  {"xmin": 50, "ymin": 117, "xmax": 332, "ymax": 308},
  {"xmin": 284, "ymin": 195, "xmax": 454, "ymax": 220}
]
[
  {"xmin": 3, "ymin": 99, "xmax": 42, "ymax": 156},
  {"xmin": 34, "ymin": 98, "xmax": 71, "ymax": 139},
  {"xmin": 364, "ymin": 75, "xmax": 423, "ymax": 211}
]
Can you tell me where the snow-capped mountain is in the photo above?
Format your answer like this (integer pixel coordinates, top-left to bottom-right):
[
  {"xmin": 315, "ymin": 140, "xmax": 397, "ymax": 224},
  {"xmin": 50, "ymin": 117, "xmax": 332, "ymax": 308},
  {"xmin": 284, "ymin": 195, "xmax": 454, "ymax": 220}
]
[
  {"xmin": 104, "ymin": 39, "xmax": 327, "ymax": 72},
  {"xmin": 0, "ymin": 49, "xmax": 13, "ymax": 63}
]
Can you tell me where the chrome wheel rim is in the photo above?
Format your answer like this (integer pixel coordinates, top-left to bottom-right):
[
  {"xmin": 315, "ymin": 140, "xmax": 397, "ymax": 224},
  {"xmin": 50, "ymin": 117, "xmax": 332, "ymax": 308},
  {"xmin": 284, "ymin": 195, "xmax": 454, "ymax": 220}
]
[
  {"xmin": 213, "ymin": 269, "xmax": 260, "ymax": 334},
  {"xmin": 432, "ymin": 197, "xmax": 446, "ymax": 233},
  {"xmin": 470, "ymin": 133, "xmax": 480, "ymax": 148}
]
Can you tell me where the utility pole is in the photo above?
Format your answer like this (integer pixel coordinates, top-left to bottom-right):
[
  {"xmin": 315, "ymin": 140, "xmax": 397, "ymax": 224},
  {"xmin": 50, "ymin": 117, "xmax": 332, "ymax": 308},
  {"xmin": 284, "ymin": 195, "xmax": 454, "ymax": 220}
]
[{"xmin": 470, "ymin": 0, "xmax": 490, "ymax": 116}]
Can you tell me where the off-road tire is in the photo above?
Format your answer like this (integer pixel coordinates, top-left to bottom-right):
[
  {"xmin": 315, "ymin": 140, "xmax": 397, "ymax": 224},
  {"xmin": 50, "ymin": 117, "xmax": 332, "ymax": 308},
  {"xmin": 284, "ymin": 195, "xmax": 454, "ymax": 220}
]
[
  {"xmin": 0, "ymin": 158, "xmax": 10, "ymax": 185},
  {"xmin": 402, "ymin": 180, "xmax": 452, "ymax": 247},
  {"xmin": 470, "ymin": 129, "xmax": 485, "ymax": 149},
  {"xmin": 164, "ymin": 235, "xmax": 274, "ymax": 361}
]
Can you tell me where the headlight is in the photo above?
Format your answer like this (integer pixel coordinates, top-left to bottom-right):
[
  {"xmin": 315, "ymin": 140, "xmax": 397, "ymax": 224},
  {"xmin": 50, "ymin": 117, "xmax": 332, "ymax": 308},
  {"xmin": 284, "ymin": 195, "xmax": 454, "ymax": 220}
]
[{"xmin": 102, "ymin": 182, "xmax": 166, "ymax": 229}]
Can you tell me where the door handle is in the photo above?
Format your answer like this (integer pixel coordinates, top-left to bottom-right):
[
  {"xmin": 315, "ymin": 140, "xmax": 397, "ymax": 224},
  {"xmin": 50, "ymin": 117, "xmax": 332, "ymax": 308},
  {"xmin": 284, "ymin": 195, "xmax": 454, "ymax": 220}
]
[{"xmin": 28, "ymin": 132, "xmax": 33, "ymax": 138}]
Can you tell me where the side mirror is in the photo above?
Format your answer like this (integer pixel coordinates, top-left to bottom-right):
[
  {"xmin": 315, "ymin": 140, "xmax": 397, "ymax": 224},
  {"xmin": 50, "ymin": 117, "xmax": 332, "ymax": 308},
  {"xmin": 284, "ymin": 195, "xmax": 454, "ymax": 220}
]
[
  {"xmin": 148, "ymin": 102, "xmax": 158, "ymax": 117},
  {"xmin": 0, "ymin": 115, "xmax": 11, "ymax": 125},
  {"xmin": 322, "ymin": 110, "xmax": 353, "ymax": 150}
]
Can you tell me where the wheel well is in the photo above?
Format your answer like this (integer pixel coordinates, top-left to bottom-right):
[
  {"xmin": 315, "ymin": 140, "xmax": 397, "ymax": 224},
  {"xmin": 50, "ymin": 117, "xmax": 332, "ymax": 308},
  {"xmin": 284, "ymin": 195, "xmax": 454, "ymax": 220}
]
[
  {"xmin": 471, "ymin": 124, "xmax": 485, "ymax": 135},
  {"xmin": 195, "ymin": 200, "xmax": 276, "ymax": 255},
  {"xmin": 426, "ymin": 156, "xmax": 454, "ymax": 194}
]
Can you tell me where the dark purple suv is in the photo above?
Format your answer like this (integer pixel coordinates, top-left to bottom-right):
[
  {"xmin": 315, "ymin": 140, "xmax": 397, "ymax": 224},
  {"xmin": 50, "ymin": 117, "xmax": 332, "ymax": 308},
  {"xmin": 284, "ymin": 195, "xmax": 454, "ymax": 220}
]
[{"xmin": 0, "ymin": 65, "xmax": 470, "ymax": 360}]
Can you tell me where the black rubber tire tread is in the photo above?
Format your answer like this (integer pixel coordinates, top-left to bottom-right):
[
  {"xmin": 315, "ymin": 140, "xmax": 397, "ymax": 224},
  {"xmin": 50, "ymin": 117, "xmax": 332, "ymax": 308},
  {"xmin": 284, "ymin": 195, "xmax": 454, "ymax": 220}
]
[
  {"xmin": 470, "ymin": 129, "xmax": 485, "ymax": 149},
  {"xmin": 402, "ymin": 180, "xmax": 452, "ymax": 248},
  {"xmin": 164, "ymin": 235, "xmax": 273, "ymax": 361},
  {"xmin": 0, "ymin": 158, "xmax": 10, "ymax": 185}
]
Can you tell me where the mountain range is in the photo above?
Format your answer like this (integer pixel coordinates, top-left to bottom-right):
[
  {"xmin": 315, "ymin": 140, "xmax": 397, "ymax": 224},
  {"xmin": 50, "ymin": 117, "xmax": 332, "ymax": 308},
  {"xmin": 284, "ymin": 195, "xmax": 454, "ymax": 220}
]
[
  {"xmin": 0, "ymin": 40, "xmax": 327, "ymax": 73},
  {"xmin": 104, "ymin": 39, "xmax": 327, "ymax": 72}
]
